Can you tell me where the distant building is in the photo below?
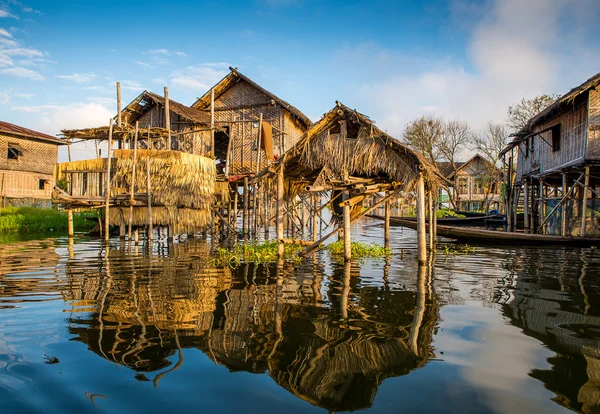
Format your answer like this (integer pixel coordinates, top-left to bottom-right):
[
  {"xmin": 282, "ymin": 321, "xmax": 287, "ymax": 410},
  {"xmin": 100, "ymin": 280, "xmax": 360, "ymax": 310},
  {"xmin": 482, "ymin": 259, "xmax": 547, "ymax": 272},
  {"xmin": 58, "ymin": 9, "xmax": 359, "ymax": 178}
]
[
  {"xmin": 436, "ymin": 154, "xmax": 503, "ymax": 211},
  {"xmin": 0, "ymin": 121, "xmax": 64, "ymax": 208}
]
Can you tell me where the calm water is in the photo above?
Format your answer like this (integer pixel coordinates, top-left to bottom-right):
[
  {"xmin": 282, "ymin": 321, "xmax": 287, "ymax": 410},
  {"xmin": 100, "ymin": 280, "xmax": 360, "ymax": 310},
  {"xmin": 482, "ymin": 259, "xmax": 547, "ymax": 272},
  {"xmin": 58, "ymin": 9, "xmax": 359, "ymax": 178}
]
[{"xmin": 0, "ymin": 218, "xmax": 599, "ymax": 413}]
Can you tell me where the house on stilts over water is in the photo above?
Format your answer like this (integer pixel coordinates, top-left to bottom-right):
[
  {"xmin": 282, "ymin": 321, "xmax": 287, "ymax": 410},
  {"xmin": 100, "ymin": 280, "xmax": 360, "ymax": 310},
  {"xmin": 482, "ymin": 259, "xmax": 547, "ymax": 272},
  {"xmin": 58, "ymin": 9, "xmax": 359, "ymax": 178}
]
[
  {"xmin": 501, "ymin": 72, "xmax": 600, "ymax": 237},
  {"xmin": 54, "ymin": 68, "xmax": 312, "ymax": 239}
]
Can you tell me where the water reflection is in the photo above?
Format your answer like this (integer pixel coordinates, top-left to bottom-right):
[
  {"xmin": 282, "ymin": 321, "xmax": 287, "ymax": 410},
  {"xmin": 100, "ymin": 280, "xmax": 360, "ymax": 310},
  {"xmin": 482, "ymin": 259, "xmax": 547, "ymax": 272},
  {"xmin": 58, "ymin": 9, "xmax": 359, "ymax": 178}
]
[{"xmin": 59, "ymin": 240, "xmax": 437, "ymax": 411}]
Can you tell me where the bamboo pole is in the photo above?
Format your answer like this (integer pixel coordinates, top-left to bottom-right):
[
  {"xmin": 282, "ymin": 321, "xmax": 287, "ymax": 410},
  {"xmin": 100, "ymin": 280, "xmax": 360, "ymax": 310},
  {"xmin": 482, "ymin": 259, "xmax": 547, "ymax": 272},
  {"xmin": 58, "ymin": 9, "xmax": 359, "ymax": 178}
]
[
  {"xmin": 255, "ymin": 113, "xmax": 263, "ymax": 174},
  {"xmin": 128, "ymin": 122, "xmax": 139, "ymax": 240},
  {"xmin": 312, "ymin": 195, "xmax": 319, "ymax": 242},
  {"xmin": 104, "ymin": 120, "xmax": 113, "ymax": 242},
  {"xmin": 210, "ymin": 88, "xmax": 215, "ymax": 156},
  {"xmin": 523, "ymin": 181, "xmax": 529, "ymax": 233},
  {"xmin": 164, "ymin": 87, "xmax": 171, "ymax": 150},
  {"xmin": 277, "ymin": 164, "xmax": 285, "ymax": 256},
  {"xmin": 146, "ymin": 130, "xmax": 153, "ymax": 241},
  {"xmin": 384, "ymin": 191, "xmax": 390, "ymax": 248},
  {"xmin": 561, "ymin": 173, "xmax": 567, "ymax": 236},
  {"xmin": 416, "ymin": 174, "xmax": 426, "ymax": 265},
  {"xmin": 233, "ymin": 185, "xmax": 238, "ymax": 231},
  {"xmin": 117, "ymin": 82, "xmax": 122, "ymax": 127},
  {"xmin": 539, "ymin": 180, "xmax": 545, "ymax": 234},
  {"xmin": 343, "ymin": 190, "xmax": 351, "ymax": 261},
  {"xmin": 409, "ymin": 264, "xmax": 427, "ymax": 355},
  {"xmin": 67, "ymin": 139, "xmax": 72, "ymax": 162},
  {"xmin": 581, "ymin": 166, "xmax": 590, "ymax": 237},
  {"xmin": 428, "ymin": 190, "xmax": 434, "ymax": 251},
  {"xmin": 67, "ymin": 207, "xmax": 74, "ymax": 238},
  {"xmin": 243, "ymin": 177, "xmax": 249, "ymax": 238}
]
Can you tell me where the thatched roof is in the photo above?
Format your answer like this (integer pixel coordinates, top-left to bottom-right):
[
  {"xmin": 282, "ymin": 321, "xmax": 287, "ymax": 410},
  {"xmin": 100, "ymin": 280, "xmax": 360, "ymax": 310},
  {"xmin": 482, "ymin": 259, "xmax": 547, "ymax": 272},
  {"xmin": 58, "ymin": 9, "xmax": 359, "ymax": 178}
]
[
  {"xmin": 122, "ymin": 90, "xmax": 210, "ymax": 125},
  {"xmin": 500, "ymin": 71, "xmax": 600, "ymax": 157},
  {"xmin": 192, "ymin": 67, "xmax": 312, "ymax": 128},
  {"xmin": 271, "ymin": 101, "xmax": 441, "ymax": 193}
]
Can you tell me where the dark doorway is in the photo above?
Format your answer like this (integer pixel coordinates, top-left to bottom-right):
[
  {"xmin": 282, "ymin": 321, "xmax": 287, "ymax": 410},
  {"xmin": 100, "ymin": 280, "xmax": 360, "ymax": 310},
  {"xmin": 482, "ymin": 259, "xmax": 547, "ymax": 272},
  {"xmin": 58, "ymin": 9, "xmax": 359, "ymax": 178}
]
[{"xmin": 214, "ymin": 126, "xmax": 230, "ymax": 163}]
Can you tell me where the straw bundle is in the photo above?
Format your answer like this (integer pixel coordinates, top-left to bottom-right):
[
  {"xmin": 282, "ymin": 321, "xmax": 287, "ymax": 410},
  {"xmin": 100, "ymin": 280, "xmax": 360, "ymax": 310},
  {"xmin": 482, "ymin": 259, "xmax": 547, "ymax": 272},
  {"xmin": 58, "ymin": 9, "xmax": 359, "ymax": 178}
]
[{"xmin": 109, "ymin": 206, "xmax": 212, "ymax": 233}]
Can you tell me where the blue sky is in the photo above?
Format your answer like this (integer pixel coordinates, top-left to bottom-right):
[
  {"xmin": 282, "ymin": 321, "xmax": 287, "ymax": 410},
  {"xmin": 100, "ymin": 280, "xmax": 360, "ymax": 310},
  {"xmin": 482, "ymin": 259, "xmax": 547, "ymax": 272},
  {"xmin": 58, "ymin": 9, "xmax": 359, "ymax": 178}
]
[{"xmin": 1, "ymin": 0, "xmax": 599, "ymax": 160}]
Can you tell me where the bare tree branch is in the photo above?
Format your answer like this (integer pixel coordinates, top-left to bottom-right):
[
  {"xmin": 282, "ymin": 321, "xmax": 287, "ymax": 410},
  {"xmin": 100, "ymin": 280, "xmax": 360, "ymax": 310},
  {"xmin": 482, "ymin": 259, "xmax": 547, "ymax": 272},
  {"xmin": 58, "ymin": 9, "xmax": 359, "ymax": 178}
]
[{"xmin": 507, "ymin": 94, "xmax": 559, "ymax": 132}]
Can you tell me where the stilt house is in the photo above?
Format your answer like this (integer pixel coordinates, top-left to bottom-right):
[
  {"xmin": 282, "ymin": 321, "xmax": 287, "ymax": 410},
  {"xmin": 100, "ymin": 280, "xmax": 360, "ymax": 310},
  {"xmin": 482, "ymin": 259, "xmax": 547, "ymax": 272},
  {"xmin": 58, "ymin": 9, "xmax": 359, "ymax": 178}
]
[
  {"xmin": 501, "ymin": 72, "xmax": 600, "ymax": 236},
  {"xmin": 0, "ymin": 121, "xmax": 64, "ymax": 208}
]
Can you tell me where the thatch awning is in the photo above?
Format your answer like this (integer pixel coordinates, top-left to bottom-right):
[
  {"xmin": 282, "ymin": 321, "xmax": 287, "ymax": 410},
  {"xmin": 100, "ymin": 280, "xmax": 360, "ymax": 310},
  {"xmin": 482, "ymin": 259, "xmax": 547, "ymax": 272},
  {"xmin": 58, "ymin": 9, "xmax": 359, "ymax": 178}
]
[{"xmin": 258, "ymin": 101, "xmax": 442, "ymax": 198}]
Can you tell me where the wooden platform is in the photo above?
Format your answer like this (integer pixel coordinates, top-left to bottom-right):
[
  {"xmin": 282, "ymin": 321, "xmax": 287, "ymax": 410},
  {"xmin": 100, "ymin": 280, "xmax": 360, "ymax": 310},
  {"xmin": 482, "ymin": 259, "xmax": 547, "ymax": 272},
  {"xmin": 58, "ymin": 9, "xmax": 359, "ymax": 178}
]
[{"xmin": 368, "ymin": 215, "xmax": 600, "ymax": 247}]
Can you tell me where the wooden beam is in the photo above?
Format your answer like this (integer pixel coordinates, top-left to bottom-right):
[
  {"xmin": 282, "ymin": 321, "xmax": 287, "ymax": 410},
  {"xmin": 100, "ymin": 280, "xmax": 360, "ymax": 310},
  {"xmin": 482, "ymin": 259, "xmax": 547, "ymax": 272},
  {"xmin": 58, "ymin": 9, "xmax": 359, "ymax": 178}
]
[{"xmin": 104, "ymin": 120, "xmax": 113, "ymax": 242}]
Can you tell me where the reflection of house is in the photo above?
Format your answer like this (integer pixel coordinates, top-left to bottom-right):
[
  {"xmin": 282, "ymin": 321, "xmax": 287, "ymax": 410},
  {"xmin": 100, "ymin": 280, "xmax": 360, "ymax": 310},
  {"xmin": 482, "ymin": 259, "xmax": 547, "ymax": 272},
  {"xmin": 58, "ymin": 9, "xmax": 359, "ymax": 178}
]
[
  {"xmin": 501, "ymin": 72, "xmax": 600, "ymax": 236},
  {"xmin": 437, "ymin": 154, "xmax": 503, "ymax": 211},
  {"xmin": 1, "ymin": 121, "xmax": 64, "ymax": 208}
]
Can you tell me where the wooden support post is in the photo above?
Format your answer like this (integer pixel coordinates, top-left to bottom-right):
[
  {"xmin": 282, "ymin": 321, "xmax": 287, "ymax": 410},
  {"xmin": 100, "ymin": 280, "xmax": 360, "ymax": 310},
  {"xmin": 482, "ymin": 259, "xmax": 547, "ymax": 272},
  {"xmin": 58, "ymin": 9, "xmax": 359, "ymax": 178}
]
[
  {"xmin": 506, "ymin": 156, "xmax": 513, "ymax": 231},
  {"xmin": 67, "ymin": 139, "xmax": 72, "ymax": 162},
  {"xmin": 210, "ymin": 88, "xmax": 215, "ymax": 156},
  {"xmin": 233, "ymin": 186, "xmax": 238, "ymax": 231},
  {"xmin": 539, "ymin": 180, "xmax": 545, "ymax": 235},
  {"xmin": 343, "ymin": 190, "xmax": 351, "ymax": 261},
  {"xmin": 134, "ymin": 229, "xmax": 139, "ymax": 244},
  {"xmin": 432, "ymin": 191, "xmax": 438, "ymax": 249},
  {"xmin": 384, "ymin": 191, "xmax": 390, "ymax": 248},
  {"xmin": 104, "ymin": 120, "xmax": 113, "ymax": 242},
  {"xmin": 277, "ymin": 164, "xmax": 285, "ymax": 256},
  {"xmin": 164, "ymin": 87, "xmax": 171, "ymax": 150},
  {"xmin": 128, "ymin": 122, "xmax": 138, "ymax": 240},
  {"xmin": 146, "ymin": 133, "xmax": 153, "ymax": 241},
  {"xmin": 119, "ymin": 217, "xmax": 126, "ymax": 239},
  {"xmin": 243, "ymin": 177, "xmax": 249, "ymax": 238},
  {"xmin": 581, "ymin": 166, "xmax": 590, "ymax": 237},
  {"xmin": 67, "ymin": 207, "xmax": 74, "ymax": 238},
  {"xmin": 117, "ymin": 82, "xmax": 122, "ymax": 127},
  {"xmin": 312, "ymin": 195, "xmax": 319, "ymax": 242},
  {"xmin": 416, "ymin": 174, "xmax": 427, "ymax": 265},
  {"xmin": 255, "ymin": 113, "xmax": 263, "ymax": 174},
  {"xmin": 428, "ymin": 190, "xmax": 434, "ymax": 251},
  {"xmin": 523, "ymin": 181, "xmax": 529, "ymax": 233},
  {"xmin": 561, "ymin": 173, "xmax": 567, "ymax": 236}
]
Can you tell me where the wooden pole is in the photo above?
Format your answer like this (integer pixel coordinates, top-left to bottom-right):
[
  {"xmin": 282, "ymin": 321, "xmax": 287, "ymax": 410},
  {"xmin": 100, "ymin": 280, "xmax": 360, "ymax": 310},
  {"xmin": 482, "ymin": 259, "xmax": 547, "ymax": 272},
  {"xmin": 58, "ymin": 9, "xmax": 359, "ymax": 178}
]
[
  {"xmin": 384, "ymin": 191, "xmax": 390, "ymax": 248},
  {"xmin": 146, "ymin": 130, "xmax": 153, "ymax": 241},
  {"xmin": 312, "ymin": 195, "xmax": 319, "ymax": 242},
  {"xmin": 210, "ymin": 88, "xmax": 215, "ymax": 156},
  {"xmin": 432, "ymin": 190, "xmax": 438, "ymax": 249},
  {"xmin": 343, "ymin": 190, "xmax": 351, "ymax": 261},
  {"xmin": 67, "ymin": 139, "xmax": 72, "ymax": 162},
  {"xmin": 539, "ymin": 180, "xmax": 545, "ymax": 235},
  {"xmin": 416, "ymin": 174, "xmax": 427, "ymax": 265},
  {"xmin": 164, "ymin": 86, "xmax": 171, "ymax": 150},
  {"xmin": 428, "ymin": 190, "xmax": 434, "ymax": 251},
  {"xmin": 561, "ymin": 173, "xmax": 567, "ymax": 236},
  {"xmin": 67, "ymin": 207, "xmax": 74, "ymax": 238},
  {"xmin": 104, "ymin": 120, "xmax": 113, "ymax": 242},
  {"xmin": 117, "ymin": 82, "xmax": 122, "ymax": 127},
  {"xmin": 233, "ymin": 185, "xmax": 238, "ymax": 231},
  {"xmin": 277, "ymin": 164, "xmax": 285, "ymax": 256},
  {"xmin": 243, "ymin": 176, "xmax": 249, "ymax": 238},
  {"xmin": 255, "ymin": 113, "xmax": 263, "ymax": 174},
  {"xmin": 523, "ymin": 181, "xmax": 529, "ymax": 233},
  {"xmin": 128, "ymin": 122, "xmax": 139, "ymax": 240},
  {"xmin": 581, "ymin": 166, "xmax": 590, "ymax": 237}
]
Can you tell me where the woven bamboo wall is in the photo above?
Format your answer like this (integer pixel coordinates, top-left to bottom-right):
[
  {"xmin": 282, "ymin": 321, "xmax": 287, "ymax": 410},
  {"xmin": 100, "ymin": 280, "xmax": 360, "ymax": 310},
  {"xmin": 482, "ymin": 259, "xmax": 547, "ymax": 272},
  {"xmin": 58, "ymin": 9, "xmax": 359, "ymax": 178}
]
[
  {"xmin": 588, "ymin": 89, "xmax": 600, "ymax": 157},
  {"xmin": 210, "ymin": 80, "xmax": 307, "ymax": 175},
  {"xmin": 516, "ymin": 94, "xmax": 589, "ymax": 180},
  {"xmin": 0, "ymin": 170, "xmax": 54, "ymax": 200},
  {"xmin": 0, "ymin": 133, "xmax": 59, "ymax": 175}
]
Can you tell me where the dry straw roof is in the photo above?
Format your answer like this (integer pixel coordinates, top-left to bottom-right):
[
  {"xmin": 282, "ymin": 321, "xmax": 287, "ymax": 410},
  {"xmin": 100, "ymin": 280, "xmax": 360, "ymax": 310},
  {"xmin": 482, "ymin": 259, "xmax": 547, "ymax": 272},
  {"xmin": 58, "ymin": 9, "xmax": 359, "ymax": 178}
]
[
  {"xmin": 276, "ymin": 101, "xmax": 441, "ymax": 190},
  {"xmin": 192, "ymin": 67, "xmax": 312, "ymax": 128},
  {"xmin": 501, "ymin": 71, "xmax": 600, "ymax": 157},
  {"xmin": 122, "ymin": 90, "xmax": 210, "ymax": 125}
]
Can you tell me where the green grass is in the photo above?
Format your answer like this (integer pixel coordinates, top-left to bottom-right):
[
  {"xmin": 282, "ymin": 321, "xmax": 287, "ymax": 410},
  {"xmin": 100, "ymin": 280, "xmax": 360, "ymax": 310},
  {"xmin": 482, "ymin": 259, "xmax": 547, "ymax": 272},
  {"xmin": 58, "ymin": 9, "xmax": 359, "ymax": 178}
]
[
  {"xmin": 0, "ymin": 206, "xmax": 97, "ymax": 233},
  {"xmin": 326, "ymin": 240, "xmax": 391, "ymax": 258},
  {"xmin": 212, "ymin": 241, "xmax": 304, "ymax": 268}
]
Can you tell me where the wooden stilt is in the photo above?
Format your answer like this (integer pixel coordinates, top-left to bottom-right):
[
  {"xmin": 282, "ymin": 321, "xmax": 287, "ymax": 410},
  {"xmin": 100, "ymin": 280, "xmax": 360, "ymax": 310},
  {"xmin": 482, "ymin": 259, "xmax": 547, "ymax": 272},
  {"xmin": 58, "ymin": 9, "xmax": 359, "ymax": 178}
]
[
  {"xmin": 384, "ymin": 191, "xmax": 390, "ymax": 248},
  {"xmin": 343, "ymin": 191, "xmax": 351, "ymax": 261},
  {"xmin": 104, "ymin": 120, "xmax": 113, "ymax": 242},
  {"xmin": 243, "ymin": 177, "xmax": 249, "ymax": 238},
  {"xmin": 128, "ymin": 122, "xmax": 139, "ymax": 240},
  {"xmin": 312, "ymin": 195, "xmax": 319, "ymax": 242},
  {"xmin": 341, "ymin": 261, "xmax": 351, "ymax": 319},
  {"xmin": 117, "ymin": 82, "xmax": 122, "ymax": 127},
  {"xmin": 539, "ymin": 180, "xmax": 545, "ymax": 234},
  {"xmin": 146, "ymin": 132, "xmax": 153, "ymax": 241},
  {"xmin": 416, "ymin": 174, "xmax": 427, "ymax": 265},
  {"xmin": 581, "ymin": 166, "xmax": 590, "ymax": 237},
  {"xmin": 67, "ymin": 207, "xmax": 74, "ymax": 238},
  {"xmin": 432, "ymin": 191, "xmax": 438, "ymax": 249},
  {"xmin": 210, "ymin": 88, "xmax": 215, "ymax": 156},
  {"xmin": 233, "ymin": 186, "xmax": 238, "ymax": 231},
  {"xmin": 428, "ymin": 190, "xmax": 434, "ymax": 251},
  {"xmin": 277, "ymin": 164, "xmax": 285, "ymax": 256},
  {"xmin": 561, "ymin": 173, "xmax": 567, "ymax": 236},
  {"xmin": 523, "ymin": 181, "xmax": 529, "ymax": 233},
  {"xmin": 506, "ymin": 156, "xmax": 513, "ymax": 231},
  {"xmin": 164, "ymin": 87, "xmax": 171, "ymax": 150},
  {"xmin": 409, "ymin": 264, "xmax": 427, "ymax": 355}
]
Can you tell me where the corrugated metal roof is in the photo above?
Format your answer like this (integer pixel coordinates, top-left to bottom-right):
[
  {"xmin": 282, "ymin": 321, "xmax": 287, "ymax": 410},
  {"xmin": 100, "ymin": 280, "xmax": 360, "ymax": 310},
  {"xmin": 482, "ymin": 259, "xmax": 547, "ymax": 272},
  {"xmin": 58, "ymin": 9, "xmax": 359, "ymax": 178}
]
[{"xmin": 0, "ymin": 121, "xmax": 64, "ymax": 144}]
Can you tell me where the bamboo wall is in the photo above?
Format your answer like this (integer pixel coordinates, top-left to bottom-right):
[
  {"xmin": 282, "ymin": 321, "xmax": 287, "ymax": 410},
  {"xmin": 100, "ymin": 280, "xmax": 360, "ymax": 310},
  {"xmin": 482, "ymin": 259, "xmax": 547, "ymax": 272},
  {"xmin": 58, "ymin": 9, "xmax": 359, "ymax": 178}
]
[
  {"xmin": 587, "ymin": 89, "xmax": 600, "ymax": 158},
  {"xmin": 516, "ymin": 94, "xmax": 589, "ymax": 180},
  {"xmin": 209, "ymin": 80, "xmax": 307, "ymax": 175}
]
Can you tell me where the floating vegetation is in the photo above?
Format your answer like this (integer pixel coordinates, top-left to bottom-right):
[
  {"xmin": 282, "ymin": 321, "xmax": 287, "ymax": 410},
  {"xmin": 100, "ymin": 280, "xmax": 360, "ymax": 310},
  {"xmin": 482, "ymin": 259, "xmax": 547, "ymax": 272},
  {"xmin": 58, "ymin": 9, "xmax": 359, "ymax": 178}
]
[
  {"xmin": 326, "ymin": 240, "xmax": 391, "ymax": 259},
  {"xmin": 0, "ymin": 207, "xmax": 97, "ymax": 233},
  {"xmin": 439, "ymin": 243, "xmax": 476, "ymax": 256},
  {"xmin": 437, "ymin": 209, "xmax": 466, "ymax": 218},
  {"xmin": 212, "ymin": 241, "xmax": 303, "ymax": 268}
]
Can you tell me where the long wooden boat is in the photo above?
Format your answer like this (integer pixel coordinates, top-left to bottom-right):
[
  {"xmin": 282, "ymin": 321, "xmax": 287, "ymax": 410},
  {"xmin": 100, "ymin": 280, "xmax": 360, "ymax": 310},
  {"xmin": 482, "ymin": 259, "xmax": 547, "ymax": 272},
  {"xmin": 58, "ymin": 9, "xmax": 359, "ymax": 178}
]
[
  {"xmin": 368, "ymin": 215, "xmax": 600, "ymax": 247},
  {"xmin": 389, "ymin": 215, "xmax": 487, "ymax": 226}
]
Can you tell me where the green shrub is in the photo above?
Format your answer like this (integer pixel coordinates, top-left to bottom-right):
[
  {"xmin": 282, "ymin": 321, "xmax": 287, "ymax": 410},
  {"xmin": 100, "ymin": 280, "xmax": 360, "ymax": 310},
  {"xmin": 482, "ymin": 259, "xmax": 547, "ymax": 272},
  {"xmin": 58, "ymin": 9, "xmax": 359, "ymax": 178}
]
[
  {"xmin": 326, "ymin": 240, "xmax": 391, "ymax": 258},
  {"xmin": 211, "ymin": 241, "xmax": 303, "ymax": 268},
  {"xmin": 0, "ymin": 207, "xmax": 97, "ymax": 233}
]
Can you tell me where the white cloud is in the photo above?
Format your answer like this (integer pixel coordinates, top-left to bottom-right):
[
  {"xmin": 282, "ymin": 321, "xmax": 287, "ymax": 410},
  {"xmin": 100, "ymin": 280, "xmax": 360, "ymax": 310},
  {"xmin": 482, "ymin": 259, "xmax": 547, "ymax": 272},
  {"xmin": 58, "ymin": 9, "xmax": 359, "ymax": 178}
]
[
  {"xmin": 341, "ymin": 0, "xmax": 600, "ymax": 139},
  {"xmin": 0, "ymin": 36, "xmax": 17, "ymax": 47},
  {"xmin": 169, "ymin": 63, "xmax": 229, "ymax": 91},
  {"xmin": 56, "ymin": 73, "xmax": 96, "ymax": 83},
  {"xmin": 0, "ymin": 9, "xmax": 18, "ymax": 19},
  {"xmin": 110, "ymin": 79, "xmax": 143, "ymax": 91},
  {"xmin": 1, "ymin": 47, "xmax": 44, "ymax": 57},
  {"xmin": 173, "ymin": 51, "xmax": 187, "ymax": 57},
  {"xmin": 1, "ymin": 66, "xmax": 43, "ymax": 80},
  {"xmin": 134, "ymin": 60, "xmax": 153, "ymax": 69},
  {"xmin": 147, "ymin": 48, "xmax": 170, "ymax": 55},
  {"xmin": 0, "ymin": 28, "xmax": 13, "ymax": 38}
]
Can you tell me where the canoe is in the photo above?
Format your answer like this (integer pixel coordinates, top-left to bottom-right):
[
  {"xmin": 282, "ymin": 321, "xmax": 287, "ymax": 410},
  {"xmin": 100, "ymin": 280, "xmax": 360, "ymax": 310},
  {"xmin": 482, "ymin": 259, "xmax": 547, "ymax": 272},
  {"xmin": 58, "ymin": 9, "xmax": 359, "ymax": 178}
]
[
  {"xmin": 368, "ymin": 215, "xmax": 600, "ymax": 247},
  {"xmin": 389, "ymin": 215, "xmax": 487, "ymax": 226}
]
